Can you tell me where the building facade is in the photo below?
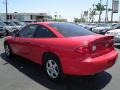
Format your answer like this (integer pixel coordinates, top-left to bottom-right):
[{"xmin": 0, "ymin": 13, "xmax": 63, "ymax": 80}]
[{"xmin": 0, "ymin": 13, "xmax": 52, "ymax": 22}]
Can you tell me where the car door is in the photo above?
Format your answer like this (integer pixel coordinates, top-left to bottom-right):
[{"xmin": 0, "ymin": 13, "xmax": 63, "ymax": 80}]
[
  {"xmin": 12, "ymin": 24, "xmax": 38, "ymax": 58},
  {"xmin": 27, "ymin": 25, "xmax": 56, "ymax": 64}
]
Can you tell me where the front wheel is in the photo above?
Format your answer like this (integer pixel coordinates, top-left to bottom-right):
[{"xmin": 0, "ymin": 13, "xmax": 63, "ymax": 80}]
[
  {"xmin": 4, "ymin": 43, "xmax": 13, "ymax": 58},
  {"xmin": 44, "ymin": 55, "xmax": 64, "ymax": 82}
]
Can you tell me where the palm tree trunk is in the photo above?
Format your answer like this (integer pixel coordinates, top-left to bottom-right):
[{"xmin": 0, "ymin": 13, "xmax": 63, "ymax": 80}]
[
  {"xmin": 99, "ymin": 11, "xmax": 102, "ymax": 22},
  {"xmin": 98, "ymin": 0, "xmax": 102, "ymax": 23}
]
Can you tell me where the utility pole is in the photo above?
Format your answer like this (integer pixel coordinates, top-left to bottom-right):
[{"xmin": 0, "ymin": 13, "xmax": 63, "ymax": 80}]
[
  {"xmin": 111, "ymin": 0, "xmax": 113, "ymax": 22},
  {"xmin": 105, "ymin": 0, "xmax": 108, "ymax": 23},
  {"xmin": 5, "ymin": 0, "xmax": 8, "ymax": 21}
]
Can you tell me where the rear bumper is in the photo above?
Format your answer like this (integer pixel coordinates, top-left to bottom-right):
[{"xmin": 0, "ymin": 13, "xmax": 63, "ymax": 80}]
[{"xmin": 63, "ymin": 50, "xmax": 118, "ymax": 76}]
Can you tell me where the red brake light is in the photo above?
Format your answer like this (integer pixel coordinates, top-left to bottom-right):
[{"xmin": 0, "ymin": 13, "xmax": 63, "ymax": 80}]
[
  {"xmin": 75, "ymin": 45, "xmax": 90, "ymax": 55},
  {"xmin": 109, "ymin": 39, "xmax": 114, "ymax": 47}
]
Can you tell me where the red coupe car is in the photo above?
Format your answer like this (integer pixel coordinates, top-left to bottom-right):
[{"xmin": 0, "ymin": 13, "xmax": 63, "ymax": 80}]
[{"xmin": 4, "ymin": 22, "xmax": 118, "ymax": 81}]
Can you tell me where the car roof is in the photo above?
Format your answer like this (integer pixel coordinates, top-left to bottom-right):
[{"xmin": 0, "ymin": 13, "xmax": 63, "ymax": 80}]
[
  {"xmin": 34, "ymin": 22, "xmax": 68, "ymax": 25},
  {"xmin": 35, "ymin": 22, "xmax": 55, "ymax": 25}
]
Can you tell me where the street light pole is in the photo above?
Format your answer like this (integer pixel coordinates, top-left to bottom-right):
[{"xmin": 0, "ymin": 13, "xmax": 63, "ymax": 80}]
[{"xmin": 5, "ymin": 0, "xmax": 8, "ymax": 21}]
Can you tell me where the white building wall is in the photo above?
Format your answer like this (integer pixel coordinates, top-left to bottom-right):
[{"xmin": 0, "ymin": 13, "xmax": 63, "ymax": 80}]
[
  {"xmin": 23, "ymin": 15, "xmax": 31, "ymax": 21},
  {"xmin": 0, "ymin": 13, "xmax": 52, "ymax": 21}
]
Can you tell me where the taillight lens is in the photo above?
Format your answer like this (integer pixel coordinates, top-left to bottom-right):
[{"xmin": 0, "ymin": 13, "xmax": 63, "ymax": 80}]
[
  {"xmin": 75, "ymin": 45, "xmax": 90, "ymax": 55},
  {"xmin": 109, "ymin": 39, "xmax": 114, "ymax": 47}
]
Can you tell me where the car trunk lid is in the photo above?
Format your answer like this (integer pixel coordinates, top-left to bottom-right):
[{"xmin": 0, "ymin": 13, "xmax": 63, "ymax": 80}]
[
  {"xmin": 70, "ymin": 35, "xmax": 114, "ymax": 58},
  {"xmin": 89, "ymin": 35, "xmax": 114, "ymax": 57}
]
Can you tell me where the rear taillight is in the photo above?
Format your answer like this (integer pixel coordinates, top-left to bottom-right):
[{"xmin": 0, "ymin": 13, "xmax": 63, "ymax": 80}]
[
  {"xmin": 75, "ymin": 45, "xmax": 90, "ymax": 55},
  {"xmin": 109, "ymin": 39, "xmax": 114, "ymax": 47}
]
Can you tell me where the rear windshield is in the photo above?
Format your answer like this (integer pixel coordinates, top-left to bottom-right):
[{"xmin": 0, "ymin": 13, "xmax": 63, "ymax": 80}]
[{"xmin": 49, "ymin": 23, "xmax": 94, "ymax": 37}]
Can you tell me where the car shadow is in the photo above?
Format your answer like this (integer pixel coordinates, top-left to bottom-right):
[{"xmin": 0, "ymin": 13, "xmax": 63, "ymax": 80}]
[{"xmin": 0, "ymin": 53, "xmax": 112, "ymax": 90}]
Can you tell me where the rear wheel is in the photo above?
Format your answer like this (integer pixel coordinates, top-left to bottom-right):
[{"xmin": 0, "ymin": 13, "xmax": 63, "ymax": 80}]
[
  {"xmin": 44, "ymin": 54, "xmax": 65, "ymax": 82},
  {"xmin": 4, "ymin": 43, "xmax": 13, "ymax": 58}
]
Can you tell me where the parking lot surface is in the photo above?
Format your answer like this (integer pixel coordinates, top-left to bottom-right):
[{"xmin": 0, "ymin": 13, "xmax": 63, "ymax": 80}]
[{"xmin": 0, "ymin": 37, "xmax": 120, "ymax": 90}]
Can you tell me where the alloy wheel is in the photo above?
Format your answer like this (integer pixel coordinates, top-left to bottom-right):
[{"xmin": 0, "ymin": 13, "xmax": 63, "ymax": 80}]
[
  {"xmin": 5, "ymin": 44, "xmax": 10, "ymax": 57},
  {"xmin": 46, "ymin": 60, "xmax": 59, "ymax": 79}
]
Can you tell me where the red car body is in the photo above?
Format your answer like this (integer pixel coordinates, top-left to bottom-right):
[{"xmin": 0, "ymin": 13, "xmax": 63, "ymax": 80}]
[{"xmin": 4, "ymin": 22, "xmax": 118, "ymax": 76}]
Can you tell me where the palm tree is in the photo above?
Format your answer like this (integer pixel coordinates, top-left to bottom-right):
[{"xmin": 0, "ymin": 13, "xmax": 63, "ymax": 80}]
[
  {"xmin": 89, "ymin": 8, "xmax": 96, "ymax": 22},
  {"xmin": 95, "ymin": 2, "xmax": 105, "ymax": 22}
]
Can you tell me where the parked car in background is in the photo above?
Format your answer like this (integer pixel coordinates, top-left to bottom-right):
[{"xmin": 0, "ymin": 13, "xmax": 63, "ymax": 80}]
[
  {"xmin": 0, "ymin": 27, "xmax": 5, "ymax": 37},
  {"xmin": 92, "ymin": 23, "xmax": 112, "ymax": 34},
  {"xmin": 12, "ymin": 21, "xmax": 26, "ymax": 27},
  {"xmin": 85, "ymin": 23, "xmax": 96, "ymax": 31},
  {"xmin": 0, "ymin": 21, "xmax": 17, "ymax": 36},
  {"xmin": 105, "ymin": 29, "xmax": 120, "ymax": 43},
  {"xmin": 0, "ymin": 22, "xmax": 6, "ymax": 37},
  {"xmin": 4, "ymin": 22, "xmax": 118, "ymax": 81},
  {"xmin": 78, "ymin": 23, "xmax": 96, "ymax": 31},
  {"xmin": 3, "ymin": 21, "xmax": 22, "ymax": 35},
  {"xmin": 4, "ymin": 21, "xmax": 23, "ymax": 30},
  {"xmin": 111, "ymin": 24, "xmax": 120, "ymax": 30}
]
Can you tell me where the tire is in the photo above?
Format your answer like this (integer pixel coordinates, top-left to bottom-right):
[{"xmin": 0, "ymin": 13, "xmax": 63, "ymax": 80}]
[
  {"xmin": 4, "ymin": 43, "xmax": 13, "ymax": 58},
  {"xmin": 43, "ymin": 54, "xmax": 65, "ymax": 82}
]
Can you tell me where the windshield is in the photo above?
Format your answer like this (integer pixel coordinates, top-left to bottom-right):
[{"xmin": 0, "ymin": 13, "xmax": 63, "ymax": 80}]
[{"xmin": 49, "ymin": 23, "xmax": 95, "ymax": 37}]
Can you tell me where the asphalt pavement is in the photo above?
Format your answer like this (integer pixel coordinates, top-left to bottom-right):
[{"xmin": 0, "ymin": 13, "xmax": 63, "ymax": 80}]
[{"xmin": 0, "ymin": 37, "xmax": 120, "ymax": 90}]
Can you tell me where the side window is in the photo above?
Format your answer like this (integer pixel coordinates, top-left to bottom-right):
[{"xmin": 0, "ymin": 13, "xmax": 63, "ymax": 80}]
[
  {"xmin": 19, "ymin": 25, "xmax": 38, "ymax": 38},
  {"xmin": 34, "ymin": 26, "xmax": 56, "ymax": 38}
]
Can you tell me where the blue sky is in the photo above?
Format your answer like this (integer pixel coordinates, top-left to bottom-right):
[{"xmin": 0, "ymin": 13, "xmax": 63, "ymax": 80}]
[{"xmin": 0, "ymin": 0, "xmax": 118, "ymax": 21}]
